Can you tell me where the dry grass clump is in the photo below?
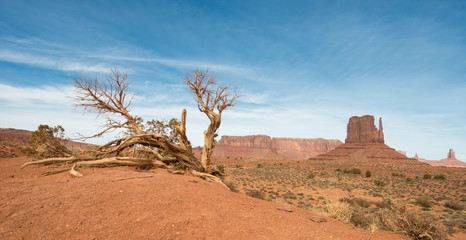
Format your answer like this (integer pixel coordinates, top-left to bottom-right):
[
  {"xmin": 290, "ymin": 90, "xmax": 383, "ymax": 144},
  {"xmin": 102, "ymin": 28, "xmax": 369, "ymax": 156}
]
[
  {"xmin": 325, "ymin": 202, "xmax": 353, "ymax": 223},
  {"xmin": 415, "ymin": 195, "xmax": 433, "ymax": 208},
  {"xmin": 444, "ymin": 200, "xmax": 464, "ymax": 211},
  {"xmin": 222, "ymin": 177, "xmax": 239, "ymax": 193},
  {"xmin": 246, "ymin": 189, "xmax": 265, "ymax": 200},
  {"xmin": 375, "ymin": 207, "xmax": 447, "ymax": 240}
]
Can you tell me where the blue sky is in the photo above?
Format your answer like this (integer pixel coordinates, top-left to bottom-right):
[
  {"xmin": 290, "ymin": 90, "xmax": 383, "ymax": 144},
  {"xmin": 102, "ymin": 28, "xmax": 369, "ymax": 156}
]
[{"xmin": 0, "ymin": 0, "xmax": 465, "ymax": 161}]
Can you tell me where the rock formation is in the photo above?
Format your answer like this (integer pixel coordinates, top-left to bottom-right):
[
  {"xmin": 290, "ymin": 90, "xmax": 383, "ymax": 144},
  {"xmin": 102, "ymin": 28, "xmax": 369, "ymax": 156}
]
[
  {"xmin": 447, "ymin": 149, "xmax": 455, "ymax": 159},
  {"xmin": 310, "ymin": 115, "xmax": 423, "ymax": 164},
  {"xmin": 414, "ymin": 149, "xmax": 466, "ymax": 167},
  {"xmin": 200, "ymin": 135, "xmax": 342, "ymax": 160},
  {"xmin": 345, "ymin": 115, "xmax": 384, "ymax": 143}
]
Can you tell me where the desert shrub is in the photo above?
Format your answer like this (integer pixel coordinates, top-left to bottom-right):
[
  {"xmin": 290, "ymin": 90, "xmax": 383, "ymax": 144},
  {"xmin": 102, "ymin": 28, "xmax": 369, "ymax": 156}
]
[
  {"xmin": 444, "ymin": 200, "xmax": 464, "ymax": 210},
  {"xmin": 374, "ymin": 180, "xmax": 386, "ymax": 187},
  {"xmin": 335, "ymin": 168, "xmax": 342, "ymax": 172},
  {"xmin": 406, "ymin": 177, "xmax": 412, "ymax": 182},
  {"xmin": 340, "ymin": 197, "xmax": 370, "ymax": 208},
  {"xmin": 257, "ymin": 164, "xmax": 263, "ymax": 168},
  {"xmin": 339, "ymin": 197, "xmax": 353, "ymax": 204},
  {"xmin": 392, "ymin": 172, "xmax": 405, "ymax": 178},
  {"xmin": 350, "ymin": 210, "xmax": 373, "ymax": 229},
  {"xmin": 246, "ymin": 189, "xmax": 265, "ymax": 200},
  {"xmin": 235, "ymin": 164, "xmax": 242, "ymax": 169},
  {"xmin": 21, "ymin": 124, "xmax": 71, "ymax": 159},
  {"xmin": 423, "ymin": 174, "xmax": 432, "ymax": 179},
  {"xmin": 216, "ymin": 165, "xmax": 225, "ymax": 173},
  {"xmin": 343, "ymin": 168, "xmax": 350, "ymax": 173},
  {"xmin": 376, "ymin": 208, "xmax": 447, "ymax": 240},
  {"xmin": 222, "ymin": 178, "xmax": 238, "ymax": 193},
  {"xmin": 396, "ymin": 209, "xmax": 447, "ymax": 240},
  {"xmin": 375, "ymin": 198, "xmax": 392, "ymax": 209},
  {"xmin": 283, "ymin": 192, "xmax": 298, "ymax": 200},
  {"xmin": 365, "ymin": 170, "xmax": 372, "ymax": 178},
  {"xmin": 415, "ymin": 195, "xmax": 433, "ymax": 208},
  {"xmin": 433, "ymin": 174, "xmax": 446, "ymax": 180},
  {"xmin": 354, "ymin": 198, "xmax": 370, "ymax": 208},
  {"xmin": 325, "ymin": 202, "xmax": 353, "ymax": 223},
  {"xmin": 351, "ymin": 168, "xmax": 362, "ymax": 174},
  {"xmin": 308, "ymin": 173, "xmax": 315, "ymax": 179}
]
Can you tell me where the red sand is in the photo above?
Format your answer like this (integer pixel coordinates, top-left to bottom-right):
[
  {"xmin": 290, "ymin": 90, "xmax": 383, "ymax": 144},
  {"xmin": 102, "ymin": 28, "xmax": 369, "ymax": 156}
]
[{"xmin": 0, "ymin": 157, "xmax": 407, "ymax": 240}]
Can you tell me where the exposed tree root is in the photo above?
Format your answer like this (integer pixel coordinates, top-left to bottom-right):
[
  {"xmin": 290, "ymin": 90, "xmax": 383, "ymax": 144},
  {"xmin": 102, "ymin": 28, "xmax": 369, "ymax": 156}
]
[
  {"xmin": 22, "ymin": 155, "xmax": 226, "ymax": 186},
  {"xmin": 70, "ymin": 163, "xmax": 83, "ymax": 178},
  {"xmin": 41, "ymin": 168, "xmax": 71, "ymax": 176},
  {"xmin": 21, "ymin": 69, "xmax": 240, "ymax": 188},
  {"xmin": 189, "ymin": 169, "xmax": 228, "ymax": 189},
  {"xmin": 21, "ymin": 156, "xmax": 78, "ymax": 169}
]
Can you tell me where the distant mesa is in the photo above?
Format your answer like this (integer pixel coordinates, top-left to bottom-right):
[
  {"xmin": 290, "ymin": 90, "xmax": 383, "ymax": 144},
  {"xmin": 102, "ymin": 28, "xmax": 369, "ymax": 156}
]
[
  {"xmin": 310, "ymin": 115, "xmax": 424, "ymax": 164},
  {"xmin": 202, "ymin": 135, "xmax": 342, "ymax": 160},
  {"xmin": 0, "ymin": 128, "xmax": 96, "ymax": 155},
  {"xmin": 414, "ymin": 149, "xmax": 466, "ymax": 167}
]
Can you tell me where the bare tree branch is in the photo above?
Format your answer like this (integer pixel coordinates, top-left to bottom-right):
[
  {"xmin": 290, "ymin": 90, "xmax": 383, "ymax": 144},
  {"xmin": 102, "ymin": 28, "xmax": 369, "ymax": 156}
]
[
  {"xmin": 184, "ymin": 69, "xmax": 241, "ymax": 171},
  {"xmin": 23, "ymin": 68, "xmax": 239, "ymax": 184}
]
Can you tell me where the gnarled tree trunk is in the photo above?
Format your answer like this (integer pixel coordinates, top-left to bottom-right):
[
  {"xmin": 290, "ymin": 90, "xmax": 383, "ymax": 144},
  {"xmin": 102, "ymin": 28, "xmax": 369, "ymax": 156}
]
[{"xmin": 22, "ymin": 68, "xmax": 240, "ymax": 183}]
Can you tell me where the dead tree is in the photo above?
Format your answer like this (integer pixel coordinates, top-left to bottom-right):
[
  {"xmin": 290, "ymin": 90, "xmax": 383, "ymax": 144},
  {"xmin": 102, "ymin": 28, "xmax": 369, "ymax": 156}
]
[
  {"xmin": 184, "ymin": 70, "xmax": 240, "ymax": 172},
  {"xmin": 21, "ymin": 68, "xmax": 240, "ymax": 183}
]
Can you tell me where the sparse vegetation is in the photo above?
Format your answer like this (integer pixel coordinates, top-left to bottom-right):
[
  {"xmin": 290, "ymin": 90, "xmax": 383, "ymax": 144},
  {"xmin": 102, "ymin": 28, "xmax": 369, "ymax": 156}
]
[
  {"xmin": 374, "ymin": 180, "xmax": 386, "ymax": 187},
  {"xmin": 222, "ymin": 178, "xmax": 239, "ymax": 193},
  {"xmin": 444, "ymin": 200, "xmax": 464, "ymax": 210},
  {"xmin": 20, "ymin": 124, "xmax": 70, "ymax": 159},
  {"xmin": 365, "ymin": 170, "xmax": 371, "ymax": 178},
  {"xmin": 415, "ymin": 195, "xmax": 433, "ymax": 208},
  {"xmin": 246, "ymin": 189, "xmax": 265, "ymax": 200},
  {"xmin": 217, "ymin": 165, "xmax": 225, "ymax": 174},
  {"xmin": 325, "ymin": 202, "xmax": 353, "ymax": 223},
  {"xmin": 423, "ymin": 174, "xmax": 432, "ymax": 179},
  {"xmin": 433, "ymin": 174, "xmax": 446, "ymax": 180},
  {"xmin": 376, "ymin": 208, "xmax": 447, "ymax": 240}
]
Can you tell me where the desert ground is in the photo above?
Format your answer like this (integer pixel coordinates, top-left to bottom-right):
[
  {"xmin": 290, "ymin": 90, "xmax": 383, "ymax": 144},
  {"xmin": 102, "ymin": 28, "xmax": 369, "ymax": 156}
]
[
  {"xmin": 1, "ymin": 128, "xmax": 465, "ymax": 240},
  {"xmin": 0, "ymin": 156, "xmax": 409, "ymax": 240},
  {"xmin": 212, "ymin": 156, "xmax": 466, "ymax": 240}
]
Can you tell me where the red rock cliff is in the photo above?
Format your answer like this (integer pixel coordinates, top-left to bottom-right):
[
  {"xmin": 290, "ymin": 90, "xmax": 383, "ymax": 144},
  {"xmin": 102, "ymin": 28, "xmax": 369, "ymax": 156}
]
[
  {"xmin": 345, "ymin": 115, "xmax": 384, "ymax": 143},
  {"xmin": 212, "ymin": 135, "xmax": 342, "ymax": 159}
]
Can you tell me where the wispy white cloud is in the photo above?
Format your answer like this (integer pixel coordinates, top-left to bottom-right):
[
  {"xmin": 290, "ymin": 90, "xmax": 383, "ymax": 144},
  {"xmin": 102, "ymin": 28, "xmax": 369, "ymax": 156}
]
[
  {"xmin": 0, "ymin": 83, "xmax": 74, "ymax": 103},
  {"xmin": 0, "ymin": 49, "xmax": 112, "ymax": 73},
  {"xmin": 95, "ymin": 54, "xmax": 253, "ymax": 74}
]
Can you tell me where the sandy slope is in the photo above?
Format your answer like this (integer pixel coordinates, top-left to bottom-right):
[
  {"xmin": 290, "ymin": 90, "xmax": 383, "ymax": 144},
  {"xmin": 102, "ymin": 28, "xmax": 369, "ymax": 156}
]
[{"xmin": 0, "ymin": 157, "xmax": 407, "ymax": 240}]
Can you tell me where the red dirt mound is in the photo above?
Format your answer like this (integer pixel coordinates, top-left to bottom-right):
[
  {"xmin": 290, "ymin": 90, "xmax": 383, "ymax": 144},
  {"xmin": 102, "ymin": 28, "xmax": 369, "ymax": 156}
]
[{"xmin": 0, "ymin": 157, "xmax": 406, "ymax": 239}]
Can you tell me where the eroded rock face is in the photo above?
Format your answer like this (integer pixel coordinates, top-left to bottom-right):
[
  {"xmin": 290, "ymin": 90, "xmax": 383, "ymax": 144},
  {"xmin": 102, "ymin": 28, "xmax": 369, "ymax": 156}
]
[
  {"xmin": 447, "ymin": 149, "xmax": 455, "ymax": 159},
  {"xmin": 413, "ymin": 149, "xmax": 466, "ymax": 167},
  {"xmin": 345, "ymin": 115, "xmax": 384, "ymax": 144},
  {"xmin": 310, "ymin": 115, "xmax": 423, "ymax": 165},
  {"xmin": 211, "ymin": 135, "xmax": 342, "ymax": 159}
]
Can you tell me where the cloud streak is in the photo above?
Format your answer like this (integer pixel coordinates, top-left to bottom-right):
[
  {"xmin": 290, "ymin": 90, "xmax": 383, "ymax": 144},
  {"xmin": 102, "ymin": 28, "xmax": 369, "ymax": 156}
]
[{"xmin": 0, "ymin": 49, "xmax": 112, "ymax": 73}]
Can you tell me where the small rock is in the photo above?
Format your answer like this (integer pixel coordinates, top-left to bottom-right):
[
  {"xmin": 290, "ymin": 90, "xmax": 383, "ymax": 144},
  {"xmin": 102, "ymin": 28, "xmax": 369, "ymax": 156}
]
[
  {"xmin": 309, "ymin": 216, "xmax": 327, "ymax": 223},
  {"xmin": 277, "ymin": 206, "xmax": 293, "ymax": 212}
]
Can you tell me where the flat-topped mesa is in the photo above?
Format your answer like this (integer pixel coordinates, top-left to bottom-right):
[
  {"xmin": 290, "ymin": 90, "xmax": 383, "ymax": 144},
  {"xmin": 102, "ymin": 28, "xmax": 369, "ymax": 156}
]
[
  {"xmin": 345, "ymin": 115, "xmax": 384, "ymax": 144},
  {"xmin": 211, "ymin": 135, "xmax": 342, "ymax": 159}
]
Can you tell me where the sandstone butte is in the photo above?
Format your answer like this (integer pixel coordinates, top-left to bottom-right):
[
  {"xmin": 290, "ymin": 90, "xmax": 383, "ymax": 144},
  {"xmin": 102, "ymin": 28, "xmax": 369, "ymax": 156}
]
[
  {"xmin": 310, "ymin": 115, "xmax": 424, "ymax": 164},
  {"xmin": 204, "ymin": 135, "xmax": 342, "ymax": 160},
  {"xmin": 414, "ymin": 149, "xmax": 466, "ymax": 168}
]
